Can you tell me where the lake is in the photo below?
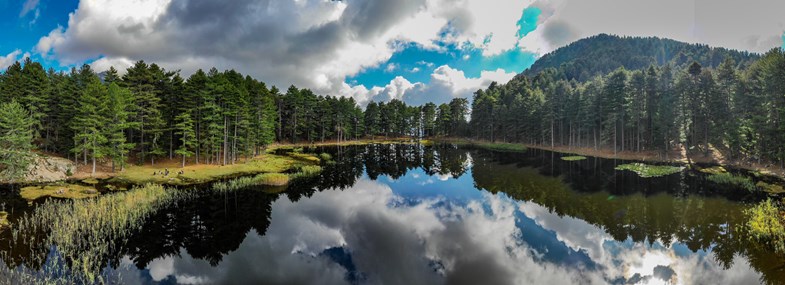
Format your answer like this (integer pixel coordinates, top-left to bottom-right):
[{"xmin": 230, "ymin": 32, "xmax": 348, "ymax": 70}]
[{"xmin": 1, "ymin": 143, "xmax": 783, "ymax": 284}]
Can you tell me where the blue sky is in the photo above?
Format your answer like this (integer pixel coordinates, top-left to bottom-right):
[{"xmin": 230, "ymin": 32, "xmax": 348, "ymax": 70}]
[
  {"xmin": 1, "ymin": 0, "xmax": 784, "ymax": 106},
  {"xmin": 0, "ymin": 0, "xmax": 77, "ymax": 70}
]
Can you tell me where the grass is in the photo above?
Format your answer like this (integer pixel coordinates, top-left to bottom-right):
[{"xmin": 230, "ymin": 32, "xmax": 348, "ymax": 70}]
[
  {"xmin": 615, "ymin": 163, "xmax": 683, "ymax": 178},
  {"xmin": 707, "ymin": 172, "xmax": 758, "ymax": 192},
  {"xmin": 561, "ymin": 156, "xmax": 587, "ymax": 161},
  {"xmin": 108, "ymin": 153, "xmax": 309, "ymax": 185},
  {"xmin": 213, "ymin": 165, "xmax": 322, "ymax": 191},
  {"xmin": 5, "ymin": 184, "xmax": 196, "ymax": 283},
  {"xmin": 19, "ymin": 184, "xmax": 99, "ymax": 201},
  {"xmin": 745, "ymin": 199, "xmax": 785, "ymax": 254},
  {"xmin": 319, "ymin": 153, "xmax": 332, "ymax": 162},
  {"xmin": 474, "ymin": 142, "xmax": 527, "ymax": 152},
  {"xmin": 257, "ymin": 173, "xmax": 290, "ymax": 186}
]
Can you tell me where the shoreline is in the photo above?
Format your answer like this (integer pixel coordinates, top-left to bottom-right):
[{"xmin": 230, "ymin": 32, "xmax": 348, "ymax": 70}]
[{"xmin": 433, "ymin": 138, "xmax": 785, "ymax": 179}]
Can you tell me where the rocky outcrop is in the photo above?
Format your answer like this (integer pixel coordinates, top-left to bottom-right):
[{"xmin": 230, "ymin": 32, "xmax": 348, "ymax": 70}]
[{"xmin": 23, "ymin": 155, "xmax": 75, "ymax": 183}]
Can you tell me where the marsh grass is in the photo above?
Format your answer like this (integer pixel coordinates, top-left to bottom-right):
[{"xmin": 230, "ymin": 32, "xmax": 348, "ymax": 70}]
[
  {"xmin": 213, "ymin": 165, "xmax": 323, "ymax": 191},
  {"xmin": 561, "ymin": 156, "xmax": 587, "ymax": 161},
  {"xmin": 3, "ymin": 184, "xmax": 198, "ymax": 284},
  {"xmin": 615, "ymin": 163, "xmax": 683, "ymax": 178},
  {"xmin": 319, "ymin": 153, "xmax": 333, "ymax": 162},
  {"xmin": 745, "ymin": 199, "xmax": 785, "ymax": 253},
  {"xmin": 707, "ymin": 172, "xmax": 757, "ymax": 192}
]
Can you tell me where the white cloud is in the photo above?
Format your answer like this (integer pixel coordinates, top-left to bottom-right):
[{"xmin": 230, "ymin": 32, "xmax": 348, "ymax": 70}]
[
  {"xmin": 20, "ymin": 0, "xmax": 39, "ymax": 17},
  {"xmin": 409, "ymin": 67, "xmax": 421, "ymax": 73},
  {"xmin": 0, "ymin": 50, "xmax": 23, "ymax": 71},
  {"xmin": 35, "ymin": 0, "xmax": 531, "ymax": 104},
  {"xmin": 344, "ymin": 65, "xmax": 515, "ymax": 106},
  {"xmin": 520, "ymin": 0, "xmax": 785, "ymax": 55},
  {"xmin": 385, "ymin": 63, "xmax": 398, "ymax": 72}
]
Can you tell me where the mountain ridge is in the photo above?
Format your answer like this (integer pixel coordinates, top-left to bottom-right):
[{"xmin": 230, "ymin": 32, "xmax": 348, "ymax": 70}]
[{"xmin": 520, "ymin": 33, "xmax": 761, "ymax": 82}]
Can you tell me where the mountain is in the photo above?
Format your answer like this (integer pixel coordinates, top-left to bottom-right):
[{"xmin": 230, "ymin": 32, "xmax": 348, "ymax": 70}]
[{"xmin": 521, "ymin": 34, "xmax": 761, "ymax": 82}]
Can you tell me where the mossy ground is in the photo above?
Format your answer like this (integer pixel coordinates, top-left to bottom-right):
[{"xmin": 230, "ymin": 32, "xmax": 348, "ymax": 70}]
[
  {"xmin": 615, "ymin": 163, "xmax": 683, "ymax": 178},
  {"xmin": 109, "ymin": 153, "xmax": 315, "ymax": 186},
  {"xmin": 561, "ymin": 156, "xmax": 587, "ymax": 161},
  {"xmin": 20, "ymin": 184, "xmax": 99, "ymax": 201}
]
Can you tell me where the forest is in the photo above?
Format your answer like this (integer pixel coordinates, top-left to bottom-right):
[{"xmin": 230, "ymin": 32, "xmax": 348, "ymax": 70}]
[
  {"xmin": 471, "ymin": 35, "xmax": 785, "ymax": 168},
  {"xmin": 0, "ymin": 58, "xmax": 469, "ymax": 179},
  {"xmin": 0, "ymin": 34, "xmax": 783, "ymax": 180}
]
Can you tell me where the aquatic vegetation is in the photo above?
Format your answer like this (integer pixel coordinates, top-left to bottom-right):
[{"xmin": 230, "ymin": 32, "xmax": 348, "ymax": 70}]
[
  {"xmin": 5, "ymin": 184, "xmax": 197, "ymax": 283},
  {"xmin": 615, "ymin": 163, "xmax": 683, "ymax": 178},
  {"xmin": 287, "ymin": 152, "xmax": 321, "ymax": 164},
  {"xmin": 296, "ymin": 165, "xmax": 322, "ymax": 177},
  {"xmin": 319, "ymin": 153, "xmax": 332, "ymax": 162},
  {"xmin": 745, "ymin": 199, "xmax": 785, "ymax": 254},
  {"xmin": 257, "ymin": 173, "xmax": 290, "ymax": 186},
  {"xmin": 757, "ymin": 182, "xmax": 785, "ymax": 194},
  {"xmin": 707, "ymin": 173, "xmax": 757, "ymax": 192},
  {"xmin": 81, "ymin": 178, "xmax": 100, "ymax": 185},
  {"xmin": 475, "ymin": 142, "xmax": 527, "ymax": 152},
  {"xmin": 20, "ymin": 184, "xmax": 99, "ymax": 201},
  {"xmin": 699, "ymin": 165, "xmax": 727, "ymax": 175},
  {"xmin": 561, "ymin": 156, "xmax": 587, "ymax": 161}
]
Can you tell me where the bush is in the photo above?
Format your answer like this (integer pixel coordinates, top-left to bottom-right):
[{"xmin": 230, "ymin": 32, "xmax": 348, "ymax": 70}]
[{"xmin": 746, "ymin": 199, "xmax": 785, "ymax": 253}]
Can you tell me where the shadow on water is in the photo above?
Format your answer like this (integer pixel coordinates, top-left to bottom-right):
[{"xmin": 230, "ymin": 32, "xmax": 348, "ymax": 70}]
[{"xmin": 1, "ymin": 143, "xmax": 785, "ymax": 284}]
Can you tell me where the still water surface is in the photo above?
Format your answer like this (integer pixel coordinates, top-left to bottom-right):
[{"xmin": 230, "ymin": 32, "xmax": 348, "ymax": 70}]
[{"xmin": 3, "ymin": 144, "xmax": 784, "ymax": 284}]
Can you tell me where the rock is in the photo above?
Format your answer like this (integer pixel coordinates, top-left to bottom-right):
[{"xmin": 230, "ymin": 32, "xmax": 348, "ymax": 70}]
[{"xmin": 21, "ymin": 155, "xmax": 76, "ymax": 183}]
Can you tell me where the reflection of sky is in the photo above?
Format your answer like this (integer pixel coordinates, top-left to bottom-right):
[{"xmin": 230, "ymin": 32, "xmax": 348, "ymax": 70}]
[{"xmin": 120, "ymin": 168, "xmax": 763, "ymax": 285}]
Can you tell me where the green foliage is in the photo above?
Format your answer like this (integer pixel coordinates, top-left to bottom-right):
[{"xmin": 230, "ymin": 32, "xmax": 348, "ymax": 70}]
[
  {"xmin": 174, "ymin": 112, "xmax": 197, "ymax": 167},
  {"xmin": 745, "ymin": 199, "xmax": 785, "ymax": 254},
  {"xmin": 707, "ymin": 172, "xmax": 757, "ymax": 192},
  {"xmin": 0, "ymin": 101, "xmax": 36, "ymax": 181},
  {"xmin": 319, "ymin": 153, "xmax": 332, "ymax": 161},
  {"xmin": 615, "ymin": 163, "xmax": 683, "ymax": 178}
]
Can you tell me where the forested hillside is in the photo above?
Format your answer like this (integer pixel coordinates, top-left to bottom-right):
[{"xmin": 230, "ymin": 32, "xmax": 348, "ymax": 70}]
[
  {"xmin": 0, "ymin": 34, "xmax": 783, "ymax": 180},
  {"xmin": 522, "ymin": 34, "xmax": 759, "ymax": 82},
  {"xmin": 474, "ymin": 35, "xmax": 785, "ymax": 167}
]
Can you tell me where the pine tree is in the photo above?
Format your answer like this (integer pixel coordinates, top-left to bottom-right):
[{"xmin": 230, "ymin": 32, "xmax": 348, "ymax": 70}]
[
  {"xmin": 73, "ymin": 79, "xmax": 110, "ymax": 175},
  {"xmin": 106, "ymin": 83, "xmax": 136, "ymax": 172},
  {"xmin": 174, "ymin": 113, "xmax": 197, "ymax": 168},
  {"xmin": 0, "ymin": 101, "xmax": 36, "ymax": 181}
]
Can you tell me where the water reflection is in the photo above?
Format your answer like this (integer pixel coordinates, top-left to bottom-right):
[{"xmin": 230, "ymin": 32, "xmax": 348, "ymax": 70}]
[{"xmin": 2, "ymin": 144, "xmax": 783, "ymax": 284}]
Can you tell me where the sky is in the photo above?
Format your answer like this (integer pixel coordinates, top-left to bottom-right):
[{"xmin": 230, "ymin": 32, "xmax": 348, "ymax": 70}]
[{"xmin": 1, "ymin": 0, "xmax": 784, "ymax": 106}]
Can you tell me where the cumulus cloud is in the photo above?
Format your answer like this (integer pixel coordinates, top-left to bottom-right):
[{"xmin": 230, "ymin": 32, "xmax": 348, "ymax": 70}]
[
  {"xmin": 0, "ymin": 50, "xmax": 24, "ymax": 70},
  {"xmin": 343, "ymin": 65, "xmax": 515, "ymax": 106},
  {"xmin": 35, "ymin": 0, "xmax": 532, "ymax": 106},
  {"xmin": 520, "ymin": 0, "xmax": 785, "ymax": 55}
]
